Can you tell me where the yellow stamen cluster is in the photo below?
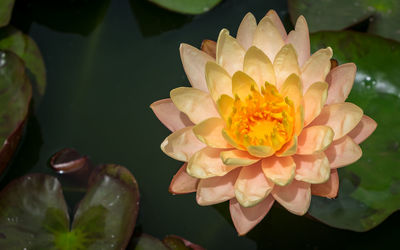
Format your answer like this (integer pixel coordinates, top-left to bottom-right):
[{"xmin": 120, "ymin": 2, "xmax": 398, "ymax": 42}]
[{"xmin": 226, "ymin": 83, "xmax": 295, "ymax": 151}]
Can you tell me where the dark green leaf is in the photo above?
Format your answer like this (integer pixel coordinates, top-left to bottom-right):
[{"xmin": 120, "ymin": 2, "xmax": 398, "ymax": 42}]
[
  {"xmin": 148, "ymin": 0, "xmax": 222, "ymax": 15},
  {"xmin": 308, "ymin": 31, "xmax": 400, "ymax": 231},
  {"xmin": 0, "ymin": 0, "xmax": 15, "ymax": 28},
  {"xmin": 288, "ymin": 0, "xmax": 400, "ymax": 41}
]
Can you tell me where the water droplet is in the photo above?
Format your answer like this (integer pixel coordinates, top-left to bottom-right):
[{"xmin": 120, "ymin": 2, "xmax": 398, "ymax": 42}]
[{"xmin": 0, "ymin": 52, "xmax": 6, "ymax": 67}]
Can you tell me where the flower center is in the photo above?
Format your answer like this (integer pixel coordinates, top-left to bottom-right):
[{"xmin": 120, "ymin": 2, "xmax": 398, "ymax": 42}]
[{"xmin": 226, "ymin": 83, "xmax": 295, "ymax": 151}]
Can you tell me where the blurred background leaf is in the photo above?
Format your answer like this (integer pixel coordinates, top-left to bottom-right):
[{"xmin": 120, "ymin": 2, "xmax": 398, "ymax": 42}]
[
  {"xmin": 0, "ymin": 0, "xmax": 15, "ymax": 28},
  {"xmin": 148, "ymin": 0, "xmax": 222, "ymax": 15}
]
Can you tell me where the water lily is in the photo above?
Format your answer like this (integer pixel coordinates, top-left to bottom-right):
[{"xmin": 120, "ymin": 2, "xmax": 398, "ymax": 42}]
[{"xmin": 151, "ymin": 10, "xmax": 377, "ymax": 235}]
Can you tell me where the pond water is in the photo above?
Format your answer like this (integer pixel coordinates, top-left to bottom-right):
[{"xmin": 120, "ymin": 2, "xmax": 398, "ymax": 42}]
[{"xmin": 2, "ymin": 0, "xmax": 399, "ymax": 249}]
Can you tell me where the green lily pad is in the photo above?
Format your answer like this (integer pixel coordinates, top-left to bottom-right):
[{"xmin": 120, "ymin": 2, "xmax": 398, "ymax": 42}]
[
  {"xmin": 0, "ymin": 51, "xmax": 32, "ymax": 175},
  {"xmin": 0, "ymin": 26, "xmax": 46, "ymax": 98},
  {"xmin": 148, "ymin": 0, "xmax": 222, "ymax": 15},
  {"xmin": 308, "ymin": 31, "xmax": 400, "ymax": 231},
  {"xmin": 288, "ymin": 0, "xmax": 400, "ymax": 41},
  {"xmin": 0, "ymin": 0, "xmax": 15, "ymax": 28},
  {"xmin": 0, "ymin": 164, "xmax": 140, "ymax": 249}
]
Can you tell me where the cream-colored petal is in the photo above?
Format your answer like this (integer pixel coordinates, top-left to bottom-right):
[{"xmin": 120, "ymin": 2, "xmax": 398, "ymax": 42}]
[
  {"xmin": 201, "ymin": 39, "xmax": 217, "ymax": 58},
  {"xmin": 230, "ymin": 195, "xmax": 274, "ymax": 236},
  {"xmin": 161, "ymin": 126, "xmax": 205, "ymax": 162},
  {"xmin": 196, "ymin": 168, "xmax": 240, "ymax": 206},
  {"xmin": 324, "ymin": 136, "xmax": 362, "ymax": 169},
  {"xmin": 216, "ymin": 29, "xmax": 246, "ymax": 76},
  {"xmin": 232, "ymin": 71, "xmax": 257, "ymax": 99},
  {"xmin": 294, "ymin": 105, "xmax": 304, "ymax": 136},
  {"xmin": 261, "ymin": 156, "xmax": 296, "ymax": 186},
  {"xmin": 272, "ymin": 180, "xmax": 311, "ymax": 215},
  {"xmin": 170, "ymin": 87, "xmax": 220, "ymax": 124},
  {"xmin": 303, "ymin": 81, "xmax": 329, "ymax": 126},
  {"xmin": 285, "ymin": 15, "xmax": 310, "ymax": 67},
  {"xmin": 193, "ymin": 117, "xmax": 231, "ymax": 149},
  {"xmin": 247, "ymin": 145, "xmax": 275, "ymax": 158},
  {"xmin": 180, "ymin": 43, "xmax": 214, "ymax": 92},
  {"xmin": 169, "ymin": 163, "xmax": 199, "ymax": 194},
  {"xmin": 150, "ymin": 98, "xmax": 193, "ymax": 132},
  {"xmin": 326, "ymin": 63, "xmax": 356, "ymax": 105},
  {"xmin": 236, "ymin": 12, "xmax": 257, "ymax": 51},
  {"xmin": 187, "ymin": 147, "xmax": 239, "ymax": 178},
  {"xmin": 253, "ymin": 16, "xmax": 285, "ymax": 61},
  {"xmin": 311, "ymin": 169, "xmax": 339, "ymax": 199},
  {"xmin": 243, "ymin": 46, "xmax": 276, "ymax": 88},
  {"xmin": 234, "ymin": 163, "xmax": 274, "ymax": 207},
  {"xmin": 266, "ymin": 10, "xmax": 287, "ymax": 40},
  {"xmin": 294, "ymin": 152, "xmax": 331, "ymax": 184},
  {"xmin": 205, "ymin": 62, "xmax": 232, "ymax": 102},
  {"xmin": 301, "ymin": 47, "xmax": 332, "ymax": 92},
  {"xmin": 280, "ymin": 73, "xmax": 303, "ymax": 108},
  {"xmin": 220, "ymin": 149, "xmax": 260, "ymax": 166},
  {"xmin": 347, "ymin": 115, "xmax": 377, "ymax": 144},
  {"xmin": 308, "ymin": 102, "xmax": 363, "ymax": 140},
  {"xmin": 297, "ymin": 125, "xmax": 334, "ymax": 155},
  {"xmin": 273, "ymin": 44, "xmax": 300, "ymax": 90},
  {"xmin": 216, "ymin": 94, "xmax": 234, "ymax": 122},
  {"xmin": 276, "ymin": 136, "xmax": 298, "ymax": 157}
]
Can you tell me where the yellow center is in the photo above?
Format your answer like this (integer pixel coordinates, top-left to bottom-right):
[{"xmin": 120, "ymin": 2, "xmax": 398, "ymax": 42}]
[{"xmin": 226, "ymin": 83, "xmax": 295, "ymax": 151}]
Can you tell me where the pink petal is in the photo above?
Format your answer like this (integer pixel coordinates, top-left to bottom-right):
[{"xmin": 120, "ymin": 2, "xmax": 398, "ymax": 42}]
[
  {"xmin": 324, "ymin": 136, "xmax": 362, "ymax": 169},
  {"xmin": 180, "ymin": 43, "xmax": 214, "ymax": 92},
  {"xmin": 293, "ymin": 152, "xmax": 331, "ymax": 184},
  {"xmin": 286, "ymin": 15, "xmax": 310, "ymax": 67},
  {"xmin": 266, "ymin": 10, "xmax": 287, "ymax": 40},
  {"xmin": 311, "ymin": 169, "xmax": 339, "ymax": 199},
  {"xmin": 201, "ymin": 39, "xmax": 217, "ymax": 58},
  {"xmin": 229, "ymin": 195, "xmax": 275, "ymax": 236},
  {"xmin": 326, "ymin": 63, "xmax": 357, "ymax": 105},
  {"xmin": 272, "ymin": 180, "xmax": 311, "ymax": 215},
  {"xmin": 236, "ymin": 12, "xmax": 257, "ymax": 51},
  {"xmin": 301, "ymin": 47, "xmax": 332, "ymax": 92},
  {"xmin": 169, "ymin": 163, "xmax": 199, "ymax": 194},
  {"xmin": 253, "ymin": 16, "xmax": 285, "ymax": 62},
  {"xmin": 150, "ymin": 98, "xmax": 193, "ymax": 132},
  {"xmin": 297, "ymin": 125, "xmax": 334, "ymax": 155},
  {"xmin": 196, "ymin": 168, "xmax": 240, "ymax": 206},
  {"xmin": 347, "ymin": 115, "xmax": 377, "ymax": 144}
]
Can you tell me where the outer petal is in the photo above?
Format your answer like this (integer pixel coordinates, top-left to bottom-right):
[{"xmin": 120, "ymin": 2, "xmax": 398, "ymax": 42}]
[
  {"xmin": 201, "ymin": 39, "xmax": 217, "ymax": 58},
  {"xmin": 229, "ymin": 195, "xmax": 275, "ymax": 236},
  {"xmin": 161, "ymin": 126, "xmax": 205, "ymax": 162},
  {"xmin": 266, "ymin": 10, "xmax": 287, "ymax": 40},
  {"xmin": 308, "ymin": 102, "xmax": 363, "ymax": 140},
  {"xmin": 297, "ymin": 125, "xmax": 334, "ymax": 155},
  {"xmin": 294, "ymin": 152, "xmax": 331, "ymax": 184},
  {"xmin": 311, "ymin": 169, "xmax": 339, "ymax": 199},
  {"xmin": 220, "ymin": 149, "xmax": 260, "ymax": 166},
  {"xmin": 170, "ymin": 87, "xmax": 220, "ymax": 124},
  {"xmin": 169, "ymin": 163, "xmax": 199, "ymax": 194},
  {"xmin": 216, "ymin": 29, "xmax": 246, "ymax": 76},
  {"xmin": 193, "ymin": 117, "xmax": 232, "ymax": 148},
  {"xmin": 187, "ymin": 147, "xmax": 238, "ymax": 178},
  {"xmin": 273, "ymin": 44, "xmax": 300, "ymax": 90},
  {"xmin": 205, "ymin": 62, "xmax": 232, "ymax": 102},
  {"xmin": 236, "ymin": 12, "xmax": 257, "ymax": 51},
  {"xmin": 324, "ymin": 136, "xmax": 362, "ymax": 169},
  {"xmin": 196, "ymin": 168, "xmax": 240, "ymax": 205},
  {"xmin": 303, "ymin": 81, "xmax": 329, "ymax": 126},
  {"xmin": 326, "ymin": 63, "xmax": 357, "ymax": 105},
  {"xmin": 243, "ymin": 46, "xmax": 276, "ymax": 88},
  {"xmin": 272, "ymin": 180, "xmax": 311, "ymax": 215},
  {"xmin": 253, "ymin": 16, "xmax": 285, "ymax": 62},
  {"xmin": 180, "ymin": 43, "xmax": 214, "ymax": 92},
  {"xmin": 234, "ymin": 163, "xmax": 274, "ymax": 207},
  {"xmin": 301, "ymin": 47, "xmax": 332, "ymax": 92},
  {"xmin": 286, "ymin": 15, "xmax": 310, "ymax": 67},
  {"xmin": 150, "ymin": 98, "xmax": 193, "ymax": 132},
  {"xmin": 261, "ymin": 156, "xmax": 296, "ymax": 186},
  {"xmin": 347, "ymin": 115, "xmax": 377, "ymax": 144}
]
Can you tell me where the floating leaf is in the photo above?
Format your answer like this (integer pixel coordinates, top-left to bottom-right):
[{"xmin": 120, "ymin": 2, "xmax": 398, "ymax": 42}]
[
  {"xmin": 131, "ymin": 234, "xmax": 204, "ymax": 250},
  {"xmin": 0, "ymin": 51, "xmax": 32, "ymax": 175},
  {"xmin": 308, "ymin": 31, "xmax": 400, "ymax": 231},
  {"xmin": 131, "ymin": 234, "xmax": 169, "ymax": 250},
  {"xmin": 148, "ymin": 0, "xmax": 222, "ymax": 15},
  {"xmin": 288, "ymin": 0, "xmax": 400, "ymax": 41},
  {"xmin": 0, "ymin": 0, "xmax": 15, "ymax": 28},
  {"xmin": 0, "ymin": 165, "xmax": 140, "ymax": 249}
]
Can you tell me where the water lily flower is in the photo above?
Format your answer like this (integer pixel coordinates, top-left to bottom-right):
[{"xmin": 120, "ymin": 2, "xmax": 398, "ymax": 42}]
[{"xmin": 151, "ymin": 10, "xmax": 377, "ymax": 235}]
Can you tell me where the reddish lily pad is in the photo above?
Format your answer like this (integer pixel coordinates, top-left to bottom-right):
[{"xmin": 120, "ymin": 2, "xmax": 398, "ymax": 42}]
[{"xmin": 131, "ymin": 234, "xmax": 204, "ymax": 250}]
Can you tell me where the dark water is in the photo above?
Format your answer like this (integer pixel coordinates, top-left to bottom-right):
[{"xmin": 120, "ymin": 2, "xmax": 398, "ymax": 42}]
[{"xmin": 2, "ymin": 0, "xmax": 399, "ymax": 249}]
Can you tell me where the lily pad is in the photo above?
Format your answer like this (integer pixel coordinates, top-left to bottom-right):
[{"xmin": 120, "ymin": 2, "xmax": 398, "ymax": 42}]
[
  {"xmin": 308, "ymin": 31, "xmax": 400, "ymax": 231},
  {"xmin": 0, "ymin": 50, "xmax": 32, "ymax": 175},
  {"xmin": 0, "ymin": 26, "xmax": 46, "ymax": 98},
  {"xmin": 0, "ymin": 0, "xmax": 15, "ymax": 28},
  {"xmin": 148, "ymin": 0, "xmax": 222, "ymax": 15},
  {"xmin": 0, "ymin": 164, "xmax": 140, "ymax": 249},
  {"xmin": 131, "ymin": 234, "xmax": 204, "ymax": 250},
  {"xmin": 288, "ymin": 0, "xmax": 400, "ymax": 41}
]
